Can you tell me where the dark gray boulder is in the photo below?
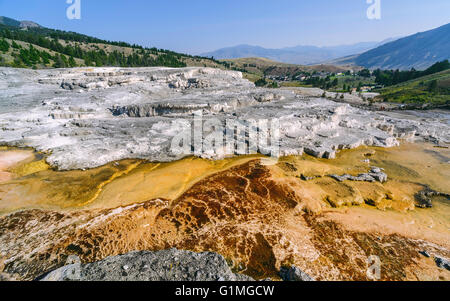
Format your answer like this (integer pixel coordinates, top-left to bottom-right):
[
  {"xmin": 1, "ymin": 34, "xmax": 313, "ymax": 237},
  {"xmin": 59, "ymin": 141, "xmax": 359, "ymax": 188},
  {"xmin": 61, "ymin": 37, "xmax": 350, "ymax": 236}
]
[{"xmin": 39, "ymin": 249, "xmax": 254, "ymax": 281}]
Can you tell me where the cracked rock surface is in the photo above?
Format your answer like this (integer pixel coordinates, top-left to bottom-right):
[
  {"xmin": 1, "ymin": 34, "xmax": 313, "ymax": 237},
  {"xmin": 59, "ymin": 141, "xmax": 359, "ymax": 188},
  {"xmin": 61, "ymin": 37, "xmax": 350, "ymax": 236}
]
[{"xmin": 1, "ymin": 67, "xmax": 449, "ymax": 170}]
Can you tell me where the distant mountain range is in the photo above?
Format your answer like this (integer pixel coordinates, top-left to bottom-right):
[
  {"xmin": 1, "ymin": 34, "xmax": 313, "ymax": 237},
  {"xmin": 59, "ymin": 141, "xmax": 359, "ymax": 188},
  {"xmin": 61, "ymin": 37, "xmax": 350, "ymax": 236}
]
[
  {"xmin": 0, "ymin": 16, "xmax": 41, "ymax": 29},
  {"xmin": 345, "ymin": 22, "xmax": 450, "ymax": 70},
  {"xmin": 202, "ymin": 39, "xmax": 397, "ymax": 65},
  {"xmin": 204, "ymin": 23, "xmax": 450, "ymax": 71}
]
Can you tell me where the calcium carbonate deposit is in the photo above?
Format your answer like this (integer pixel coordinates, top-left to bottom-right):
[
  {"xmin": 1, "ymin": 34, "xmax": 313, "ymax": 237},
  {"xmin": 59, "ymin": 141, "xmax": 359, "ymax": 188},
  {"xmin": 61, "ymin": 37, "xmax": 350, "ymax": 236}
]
[{"xmin": 0, "ymin": 67, "xmax": 448, "ymax": 170}]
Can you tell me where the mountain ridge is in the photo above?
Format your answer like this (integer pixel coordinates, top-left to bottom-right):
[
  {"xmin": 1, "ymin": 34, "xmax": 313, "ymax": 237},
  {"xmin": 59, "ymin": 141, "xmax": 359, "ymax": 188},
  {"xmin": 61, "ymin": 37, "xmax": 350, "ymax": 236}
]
[
  {"xmin": 346, "ymin": 22, "xmax": 450, "ymax": 70},
  {"xmin": 201, "ymin": 39, "xmax": 395, "ymax": 65},
  {"xmin": 0, "ymin": 16, "xmax": 41, "ymax": 29}
]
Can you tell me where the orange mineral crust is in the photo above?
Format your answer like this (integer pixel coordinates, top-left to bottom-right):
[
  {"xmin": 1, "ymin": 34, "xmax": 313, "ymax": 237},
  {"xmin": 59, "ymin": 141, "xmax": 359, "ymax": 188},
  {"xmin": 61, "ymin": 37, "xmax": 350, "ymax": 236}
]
[{"xmin": 0, "ymin": 143, "xmax": 449, "ymax": 281}]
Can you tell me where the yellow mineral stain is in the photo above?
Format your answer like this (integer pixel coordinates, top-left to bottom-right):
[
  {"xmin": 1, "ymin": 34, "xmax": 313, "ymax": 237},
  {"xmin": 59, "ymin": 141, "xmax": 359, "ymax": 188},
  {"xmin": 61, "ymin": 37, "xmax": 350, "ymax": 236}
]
[
  {"xmin": 0, "ymin": 142, "xmax": 448, "ymax": 222},
  {"xmin": 10, "ymin": 159, "xmax": 50, "ymax": 177},
  {"xmin": 0, "ymin": 159, "xmax": 141, "ymax": 213},
  {"xmin": 88, "ymin": 155, "xmax": 263, "ymax": 210},
  {"xmin": 278, "ymin": 142, "xmax": 449, "ymax": 211},
  {"xmin": 76, "ymin": 161, "xmax": 143, "ymax": 207},
  {"xmin": 0, "ymin": 153, "xmax": 262, "ymax": 214}
]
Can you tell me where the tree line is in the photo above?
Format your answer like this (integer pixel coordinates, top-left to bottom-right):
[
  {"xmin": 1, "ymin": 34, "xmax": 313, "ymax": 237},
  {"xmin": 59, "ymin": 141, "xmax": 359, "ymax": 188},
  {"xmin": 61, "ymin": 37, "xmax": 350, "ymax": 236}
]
[
  {"xmin": 373, "ymin": 60, "xmax": 450, "ymax": 86},
  {"xmin": 0, "ymin": 23, "xmax": 264, "ymax": 72},
  {"xmin": 0, "ymin": 24, "xmax": 204, "ymax": 68}
]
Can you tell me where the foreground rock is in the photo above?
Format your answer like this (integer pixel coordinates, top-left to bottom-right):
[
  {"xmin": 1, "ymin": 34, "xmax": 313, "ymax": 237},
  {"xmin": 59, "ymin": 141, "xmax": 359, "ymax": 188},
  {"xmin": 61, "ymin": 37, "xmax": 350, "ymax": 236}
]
[
  {"xmin": 40, "ymin": 249, "xmax": 253, "ymax": 281},
  {"xmin": 1, "ymin": 67, "xmax": 448, "ymax": 170},
  {"xmin": 279, "ymin": 266, "xmax": 315, "ymax": 281}
]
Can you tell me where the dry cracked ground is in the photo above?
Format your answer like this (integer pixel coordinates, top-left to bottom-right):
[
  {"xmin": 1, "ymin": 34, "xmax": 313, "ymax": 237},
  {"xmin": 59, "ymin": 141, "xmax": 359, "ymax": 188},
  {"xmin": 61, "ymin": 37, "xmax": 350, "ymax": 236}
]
[{"xmin": 0, "ymin": 67, "xmax": 449, "ymax": 281}]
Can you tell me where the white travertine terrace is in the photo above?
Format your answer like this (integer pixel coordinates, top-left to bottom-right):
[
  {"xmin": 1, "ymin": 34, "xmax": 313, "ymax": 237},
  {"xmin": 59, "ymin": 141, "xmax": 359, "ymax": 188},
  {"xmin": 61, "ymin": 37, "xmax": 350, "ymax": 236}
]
[{"xmin": 0, "ymin": 67, "xmax": 449, "ymax": 170}]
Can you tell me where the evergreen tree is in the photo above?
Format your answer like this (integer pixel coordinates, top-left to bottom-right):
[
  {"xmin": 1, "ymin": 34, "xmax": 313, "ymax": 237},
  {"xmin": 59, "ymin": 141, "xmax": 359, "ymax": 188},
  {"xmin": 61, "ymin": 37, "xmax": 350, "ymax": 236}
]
[
  {"xmin": 68, "ymin": 56, "xmax": 76, "ymax": 67},
  {"xmin": 53, "ymin": 54, "xmax": 67, "ymax": 68},
  {"xmin": 357, "ymin": 82, "xmax": 362, "ymax": 92},
  {"xmin": 428, "ymin": 80, "xmax": 438, "ymax": 93},
  {"xmin": 11, "ymin": 40, "xmax": 20, "ymax": 49},
  {"xmin": 0, "ymin": 38, "xmax": 10, "ymax": 52},
  {"xmin": 255, "ymin": 78, "xmax": 267, "ymax": 87},
  {"xmin": 41, "ymin": 51, "xmax": 51, "ymax": 65}
]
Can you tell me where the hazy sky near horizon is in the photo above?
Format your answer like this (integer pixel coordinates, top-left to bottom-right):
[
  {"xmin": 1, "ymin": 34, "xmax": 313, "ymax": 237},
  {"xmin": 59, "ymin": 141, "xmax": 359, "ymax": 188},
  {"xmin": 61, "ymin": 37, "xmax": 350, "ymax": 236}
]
[{"xmin": 1, "ymin": 0, "xmax": 449, "ymax": 54}]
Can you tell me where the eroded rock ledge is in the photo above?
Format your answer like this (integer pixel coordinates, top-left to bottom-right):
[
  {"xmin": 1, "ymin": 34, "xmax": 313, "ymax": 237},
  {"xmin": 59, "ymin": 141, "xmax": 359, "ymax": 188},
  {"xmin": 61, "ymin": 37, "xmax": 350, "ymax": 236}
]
[{"xmin": 330, "ymin": 167, "xmax": 388, "ymax": 183}]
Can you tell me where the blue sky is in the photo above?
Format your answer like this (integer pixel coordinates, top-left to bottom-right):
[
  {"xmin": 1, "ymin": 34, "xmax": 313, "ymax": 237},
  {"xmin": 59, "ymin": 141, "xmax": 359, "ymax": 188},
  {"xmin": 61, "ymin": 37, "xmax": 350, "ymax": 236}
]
[{"xmin": 1, "ymin": 0, "xmax": 449, "ymax": 54}]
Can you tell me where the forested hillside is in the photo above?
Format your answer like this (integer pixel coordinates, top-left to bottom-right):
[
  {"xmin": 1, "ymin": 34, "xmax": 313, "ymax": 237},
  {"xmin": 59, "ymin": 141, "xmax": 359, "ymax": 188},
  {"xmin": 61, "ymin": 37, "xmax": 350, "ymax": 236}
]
[
  {"xmin": 0, "ymin": 20, "xmax": 227, "ymax": 69},
  {"xmin": 375, "ymin": 68, "xmax": 450, "ymax": 105},
  {"xmin": 373, "ymin": 60, "xmax": 450, "ymax": 86}
]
